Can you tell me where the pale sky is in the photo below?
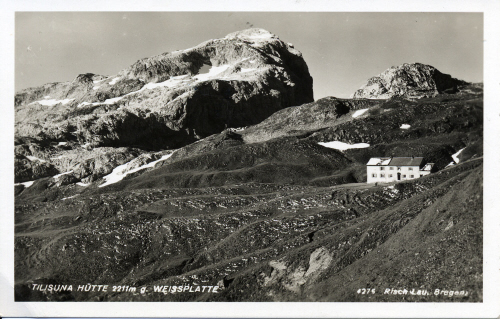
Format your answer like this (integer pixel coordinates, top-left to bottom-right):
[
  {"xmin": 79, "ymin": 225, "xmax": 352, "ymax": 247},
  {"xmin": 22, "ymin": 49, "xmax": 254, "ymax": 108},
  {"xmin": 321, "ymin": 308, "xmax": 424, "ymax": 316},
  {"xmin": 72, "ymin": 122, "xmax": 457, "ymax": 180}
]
[{"xmin": 15, "ymin": 12, "xmax": 483, "ymax": 99}]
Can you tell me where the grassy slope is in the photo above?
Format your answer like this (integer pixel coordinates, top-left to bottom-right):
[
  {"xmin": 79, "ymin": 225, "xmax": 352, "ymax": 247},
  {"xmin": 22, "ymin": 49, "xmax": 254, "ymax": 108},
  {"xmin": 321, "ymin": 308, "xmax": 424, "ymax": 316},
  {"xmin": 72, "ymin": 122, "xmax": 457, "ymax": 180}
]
[
  {"xmin": 87, "ymin": 137, "xmax": 352, "ymax": 192},
  {"xmin": 199, "ymin": 160, "xmax": 482, "ymax": 302},
  {"xmin": 310, "ymin": 163, "xmax": 482, "ymax": 302},
  {"xmin": 14, "ymin": 160, "xmax": 483, "ymax": 302}
]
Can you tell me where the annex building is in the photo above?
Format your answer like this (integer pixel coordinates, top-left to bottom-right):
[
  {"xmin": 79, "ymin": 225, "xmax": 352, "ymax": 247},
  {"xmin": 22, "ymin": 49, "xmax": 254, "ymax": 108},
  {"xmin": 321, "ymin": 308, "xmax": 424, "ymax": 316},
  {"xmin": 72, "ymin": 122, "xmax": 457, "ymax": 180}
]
[{"xmin": 366, "ymin": 157, "xmax": 434, "ymax": 183}]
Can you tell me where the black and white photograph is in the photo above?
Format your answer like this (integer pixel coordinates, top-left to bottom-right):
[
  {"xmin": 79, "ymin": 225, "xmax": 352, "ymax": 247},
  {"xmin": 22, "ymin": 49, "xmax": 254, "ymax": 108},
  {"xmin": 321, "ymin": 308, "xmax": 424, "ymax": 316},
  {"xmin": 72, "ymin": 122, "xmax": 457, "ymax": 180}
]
[{"xmin": 2, "ymin": 1, "xmax": 500, "ymax": 317}]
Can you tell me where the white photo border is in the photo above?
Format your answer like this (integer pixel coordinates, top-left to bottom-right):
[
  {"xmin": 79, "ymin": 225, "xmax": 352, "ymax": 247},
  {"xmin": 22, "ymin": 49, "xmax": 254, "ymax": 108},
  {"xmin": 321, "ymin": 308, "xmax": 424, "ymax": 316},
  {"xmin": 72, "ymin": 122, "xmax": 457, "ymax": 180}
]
[{"xmin": 1, "ymin": 0, "xmax": 499, "ymax": 317}]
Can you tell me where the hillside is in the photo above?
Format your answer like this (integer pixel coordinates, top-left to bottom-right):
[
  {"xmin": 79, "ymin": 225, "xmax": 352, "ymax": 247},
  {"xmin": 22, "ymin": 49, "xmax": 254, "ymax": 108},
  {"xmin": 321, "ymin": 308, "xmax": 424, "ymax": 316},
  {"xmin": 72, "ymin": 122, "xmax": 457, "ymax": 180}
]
[
  {"xmin": 15, "ymin": 158, "xmax": 482, "ymax": 302},
  {"xmin": 14, "ymin": 54, "xmax": 483, "ymax": 302}
]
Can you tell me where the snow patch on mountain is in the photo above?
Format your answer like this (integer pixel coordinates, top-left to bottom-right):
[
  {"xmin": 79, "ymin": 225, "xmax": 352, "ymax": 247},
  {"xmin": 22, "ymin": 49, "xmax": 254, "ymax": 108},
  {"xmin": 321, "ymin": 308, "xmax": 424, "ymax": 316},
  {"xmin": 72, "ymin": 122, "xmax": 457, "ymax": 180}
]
[
  {"xmin": 143, "ymin": 75, "xmax": 190, "ymax": 89},
  {"xmin": 246, "ymin": 32, "xmax": 274, "ymax": 40},
  {"xmin": 99, "ymin": 153, "xmax": 174, "ymax": 188},
  {"xmin": 15, "ymin": 181, "xmax": 34, "ymax": 188},
  {"xmin": 33, "ymin": 98, "xmax": 74, "ymax": 106},
  {"xmin": 452, "ymin": 148, "xmax": 465, "ymax": 163},
  {"xmin": 318, "ymin": 141, "xmax": 370, "ymax": 151},
  {"xmin": 26, "ymin": 156, "xmax": 46, "ymax": 163},
  {"xmin": 194, "ymin": 65, "xmax": 231, "ymax": 81},
  {"xmin": 167, "ymin": 91, "xmax": 191, "ymax": 104},
  {"xmin": 240, "ymin": 68, "xmax": 257, "ymax": 73},
  {"xmin": 352, "ymin": 109, "xmax": 368, "ymax": 118},
  {"xmin": 79, "ymin": 75, "xmax": 194, "ymax": 108},
  {"xmin": 103, "ymin": 96, "xmax": 126, "ymax": 105},
  {"xmin": 77, "ymin": 102, "xmax": 92, "ymax": 108},
  {"xmin": 226, "ymin": 28, "xmax": 274, "ymax": 41},
  {"xmin": 222, "ymin": 28, "xmax": 281, "ymax": 50},
  {"xmin": 53, "ymin": 170, "xmax": 73, "ymax": 179},
  {"xmin": 76, "ymin": 182, "xmax": 91, "ymax": 187}
]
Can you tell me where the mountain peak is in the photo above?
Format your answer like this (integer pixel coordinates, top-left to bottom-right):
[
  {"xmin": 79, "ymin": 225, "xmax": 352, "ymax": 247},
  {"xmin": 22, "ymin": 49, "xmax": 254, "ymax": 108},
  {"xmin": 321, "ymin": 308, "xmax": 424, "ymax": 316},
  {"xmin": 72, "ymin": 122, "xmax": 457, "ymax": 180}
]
[
  {"xmin": 15, "ymin": 27, "xmax": 313, "ymax": 152},
  {"xmin": 352, "ymin": 62, "xmax": 468, "ymax": 99},
  {"xmin": 224, "ymin": 28, "xmax": 276, "ymax": 42}
]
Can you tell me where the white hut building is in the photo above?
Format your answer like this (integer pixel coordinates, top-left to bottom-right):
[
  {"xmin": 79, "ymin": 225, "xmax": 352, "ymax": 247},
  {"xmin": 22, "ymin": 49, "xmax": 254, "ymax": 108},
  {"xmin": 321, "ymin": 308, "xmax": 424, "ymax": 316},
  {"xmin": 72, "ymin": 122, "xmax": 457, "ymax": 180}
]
[{"xmin": 366, "ymin": 157, "xmax": 434, "ymax": 183}]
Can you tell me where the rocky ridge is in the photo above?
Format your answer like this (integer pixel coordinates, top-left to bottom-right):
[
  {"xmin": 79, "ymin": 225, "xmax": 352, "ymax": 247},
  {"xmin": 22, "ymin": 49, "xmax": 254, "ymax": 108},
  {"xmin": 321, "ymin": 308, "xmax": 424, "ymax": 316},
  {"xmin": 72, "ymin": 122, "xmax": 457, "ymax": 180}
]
[
  {"xmin": 15, "ymin": 29, "xmax": 313, "ymax": 149},
  {"xmin": 15, "ymin": 83, "xmax": 482, "ymax": 205},
  {"xmin": 352, "ymin": 63, "xmax": 468, "ymax": 99},
  {"xmin": 15, "ymin": 28, "xmax": 313, "ymax": 183}
]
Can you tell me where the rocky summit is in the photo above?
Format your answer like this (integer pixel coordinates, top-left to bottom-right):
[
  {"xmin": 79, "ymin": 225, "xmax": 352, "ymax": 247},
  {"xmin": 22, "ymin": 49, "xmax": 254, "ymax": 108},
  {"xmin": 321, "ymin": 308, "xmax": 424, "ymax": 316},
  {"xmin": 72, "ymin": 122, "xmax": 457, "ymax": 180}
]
[
  {"xmin": 352, "ymin": 63, "xmax": 468, "ymax": 99},
  {"xmin": 15, "ymin": 28, "xmax": 312, "ymax": 150},
  {"xmin": 14, "ymin": 28, "xmax": 313, "ymax": 183}
]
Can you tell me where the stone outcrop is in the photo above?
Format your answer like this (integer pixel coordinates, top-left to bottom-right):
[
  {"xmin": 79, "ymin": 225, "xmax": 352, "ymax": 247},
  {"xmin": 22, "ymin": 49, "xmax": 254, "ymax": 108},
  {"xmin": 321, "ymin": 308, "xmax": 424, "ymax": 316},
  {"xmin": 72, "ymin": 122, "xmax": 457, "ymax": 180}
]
[
  {"xmin": 241, "ymin": 97, "xmax": 382, "ymax": 143},
  {"xmin": 352, "ymin": 63, "xmax": 468, "ymax": 99}
]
